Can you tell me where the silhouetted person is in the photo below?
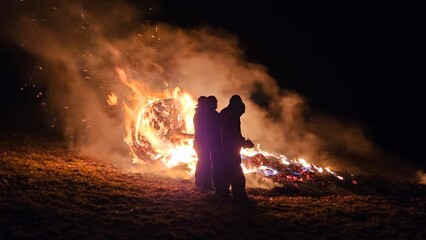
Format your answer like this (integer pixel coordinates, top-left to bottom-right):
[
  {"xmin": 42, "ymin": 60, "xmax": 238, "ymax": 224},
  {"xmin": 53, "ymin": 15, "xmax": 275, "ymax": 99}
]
[
  {"xmin": 219, "ymin": 95, "xmax": 255, "ymax": 206},
  {"xmin": 205, "ymin": 96, "xmax": 222, "ymax": 193},
  {"xmin": 193, "ymin": 96, "xmax": 212, "ymax": 190}
]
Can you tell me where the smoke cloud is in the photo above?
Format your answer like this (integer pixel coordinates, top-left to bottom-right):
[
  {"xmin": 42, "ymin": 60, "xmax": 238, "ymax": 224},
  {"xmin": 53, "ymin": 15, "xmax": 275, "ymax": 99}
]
[{"xmin": 1, "ymin": 0, "xmax": 419, "ymax": 182}]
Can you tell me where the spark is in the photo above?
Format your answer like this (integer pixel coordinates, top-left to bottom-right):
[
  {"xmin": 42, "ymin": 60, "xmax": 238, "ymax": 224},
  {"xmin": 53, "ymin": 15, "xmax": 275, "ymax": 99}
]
[{"xmin": 107, "ymin": 93, "xmax": 118, "ymax": 106}]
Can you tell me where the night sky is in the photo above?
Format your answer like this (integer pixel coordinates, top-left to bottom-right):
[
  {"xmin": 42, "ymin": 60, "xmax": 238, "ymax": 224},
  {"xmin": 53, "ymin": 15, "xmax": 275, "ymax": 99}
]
[
  {"xmin": 154, "ymin": 0, "xmax": 426, "ymax": 169},
  {"xmin": 1, "ymin": 1, "xmax": 425, "ymax": 169}
]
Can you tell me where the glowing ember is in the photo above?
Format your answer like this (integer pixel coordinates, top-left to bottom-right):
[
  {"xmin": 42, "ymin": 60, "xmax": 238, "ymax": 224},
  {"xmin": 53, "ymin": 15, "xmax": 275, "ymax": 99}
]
[{"xmin": 107, "ymin": 93, "xmax": 118, "ymax": 106}]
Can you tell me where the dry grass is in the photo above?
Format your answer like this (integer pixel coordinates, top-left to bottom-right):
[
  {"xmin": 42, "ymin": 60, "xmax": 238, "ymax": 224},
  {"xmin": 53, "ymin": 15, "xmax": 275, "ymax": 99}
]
[{"xmin": 1, "ymin": 137, "xmax": 425, "ymax": 240}]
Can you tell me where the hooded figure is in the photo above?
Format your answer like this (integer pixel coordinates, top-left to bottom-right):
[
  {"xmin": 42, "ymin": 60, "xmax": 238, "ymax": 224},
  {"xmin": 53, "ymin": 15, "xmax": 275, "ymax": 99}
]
[{"xmin": 219, "ymin": 95, "xmax": 255, "ymax": 206}]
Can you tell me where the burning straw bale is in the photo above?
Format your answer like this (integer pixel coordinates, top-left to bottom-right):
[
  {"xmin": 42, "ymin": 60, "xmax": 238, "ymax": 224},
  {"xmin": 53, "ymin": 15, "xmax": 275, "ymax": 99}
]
[{"xmin": 1, "ymin": 138, "xmax": 426, "ymax": 239}]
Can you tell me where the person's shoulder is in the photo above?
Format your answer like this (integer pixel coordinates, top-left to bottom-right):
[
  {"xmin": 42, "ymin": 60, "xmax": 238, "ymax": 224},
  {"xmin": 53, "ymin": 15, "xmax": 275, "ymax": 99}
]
[{"xmin": 219, "ymin": 107, "xmax": 229, "ymax": 115}]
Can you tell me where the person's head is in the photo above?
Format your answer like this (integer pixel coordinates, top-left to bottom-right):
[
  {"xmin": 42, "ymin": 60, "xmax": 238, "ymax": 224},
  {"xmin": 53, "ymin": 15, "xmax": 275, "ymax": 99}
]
[
  {"xmin": 207, "ymin": 95, "xmax": 218, "ymax": 110},
  {"xmin": 229, "ymin": 94, "xmax": 245, "ymax": 116},
  {"xmin": 196, "ymin": 96, "xmax": 207, "ymax": 110}
]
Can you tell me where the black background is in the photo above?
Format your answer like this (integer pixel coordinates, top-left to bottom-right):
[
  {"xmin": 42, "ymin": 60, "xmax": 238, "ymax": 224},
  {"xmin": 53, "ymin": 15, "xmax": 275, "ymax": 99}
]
[{"xmin": 1, "ymin": 1, "xmax": 425, "ymax": 169}]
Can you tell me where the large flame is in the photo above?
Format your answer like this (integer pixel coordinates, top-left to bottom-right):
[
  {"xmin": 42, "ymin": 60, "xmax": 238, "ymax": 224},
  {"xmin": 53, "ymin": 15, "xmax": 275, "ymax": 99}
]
[{"xmin": 111, "ymin": 67, "xmax": 197, "ymax": 171}]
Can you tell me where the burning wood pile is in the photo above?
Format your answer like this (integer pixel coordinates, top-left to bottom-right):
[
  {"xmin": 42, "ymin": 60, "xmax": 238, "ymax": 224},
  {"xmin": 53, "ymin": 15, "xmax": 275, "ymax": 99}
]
[
  {"xmin": 241, "ymin": 152, "xmax": 353, "ymax": 184},
  {"xmin": 129, "ymin": 98, "xmax": 193, "ymax": 164},
  {"xmin": 116, "ymin": 88, "xmax": 354, "ymax": 185}
]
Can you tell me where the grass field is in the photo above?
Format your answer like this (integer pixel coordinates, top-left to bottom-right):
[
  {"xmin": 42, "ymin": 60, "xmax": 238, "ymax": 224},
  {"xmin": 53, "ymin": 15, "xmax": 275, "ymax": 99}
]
[{"xmin": 1, "ymin": 137, "xmax": 425, "ymax": 239}]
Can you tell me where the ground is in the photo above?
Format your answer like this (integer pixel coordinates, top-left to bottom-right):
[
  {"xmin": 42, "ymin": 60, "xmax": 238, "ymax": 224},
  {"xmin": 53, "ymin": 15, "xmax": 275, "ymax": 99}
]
[{"xmin": 1, "ymin": 137, "xmax": 425, "ymax": 240}]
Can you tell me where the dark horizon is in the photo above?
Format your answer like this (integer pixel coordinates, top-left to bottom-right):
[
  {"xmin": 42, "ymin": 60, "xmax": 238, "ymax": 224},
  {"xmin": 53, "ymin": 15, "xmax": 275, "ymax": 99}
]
[{"xmin": 0, "ymin": 0, "xmax": 425, "ymax": 170}]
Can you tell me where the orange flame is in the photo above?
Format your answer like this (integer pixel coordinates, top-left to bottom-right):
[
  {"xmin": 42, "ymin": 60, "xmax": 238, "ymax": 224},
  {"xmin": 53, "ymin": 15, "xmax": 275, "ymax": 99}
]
[{"xmin": 113, "ymin": 67, "xmax": 197, "ymax": 172}]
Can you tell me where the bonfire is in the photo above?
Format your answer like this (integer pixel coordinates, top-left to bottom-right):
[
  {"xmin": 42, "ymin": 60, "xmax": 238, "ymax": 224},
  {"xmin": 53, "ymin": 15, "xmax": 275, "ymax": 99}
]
[{"xmin": 107, "ymin": 67, "xmax": 353, "ymax": 187}]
